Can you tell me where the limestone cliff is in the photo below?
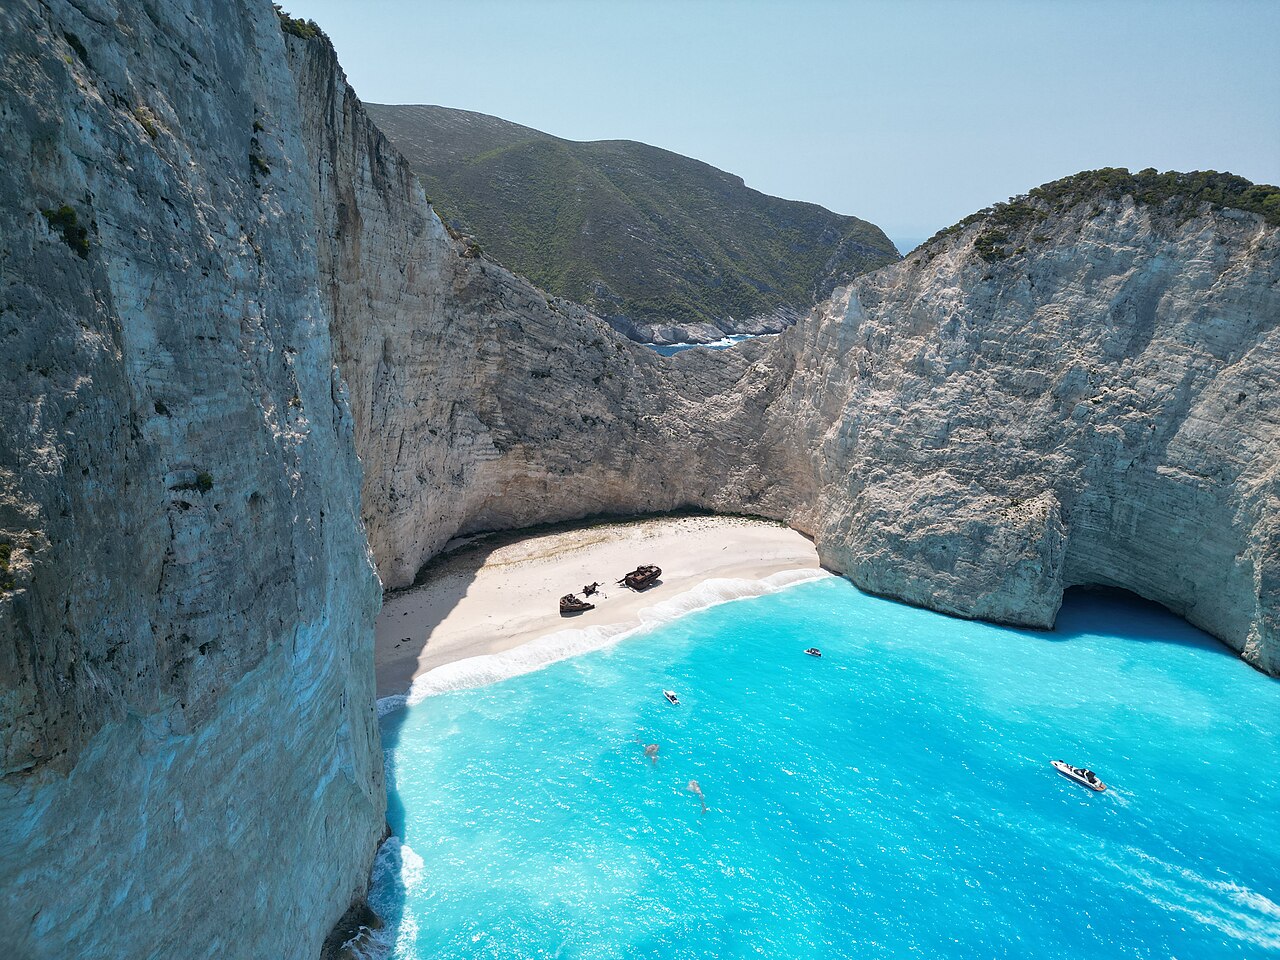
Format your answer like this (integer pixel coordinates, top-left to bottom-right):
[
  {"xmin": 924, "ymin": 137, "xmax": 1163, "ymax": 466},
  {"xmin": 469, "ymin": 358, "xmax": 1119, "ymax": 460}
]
[
  {"xmin": 0, "ymin": 2, "xmax": 383, "ymax": 957},
  {"xmin": 782, "ymin": 183, "xmax": 1280, "ymax": 674},
  {"xmin": 282, "ymin": 38, "xmax": 807, "ymax": 591},
  {"xmin": 314, "ymin": 129, "xmax": 1280, "ymax": 682}
]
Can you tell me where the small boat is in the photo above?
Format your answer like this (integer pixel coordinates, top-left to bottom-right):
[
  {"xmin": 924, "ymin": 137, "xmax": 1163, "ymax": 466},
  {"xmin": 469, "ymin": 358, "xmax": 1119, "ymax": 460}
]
[
  {"xmin": 559, "ymin": 593, "xmax": 595, "ymax": 615},
  {"xmin": 618, "ymin": 564, "xmax": 661, "ymax": 591},
  {"xmin": 805, "ymin": 648, "xmax": 822, "ymax": 658},
  {"xmin": 663, "ymin": 689, "xmax": 680, "ymax": 706},
  {"xmin": 1052, "ymin": 760, "xmax": 1106, "ymax": 792}
]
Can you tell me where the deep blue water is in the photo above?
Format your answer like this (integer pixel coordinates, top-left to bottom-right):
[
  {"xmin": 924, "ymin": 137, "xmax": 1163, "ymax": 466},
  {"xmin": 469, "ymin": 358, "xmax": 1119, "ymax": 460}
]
[{"xmin": 371, "ymin": 578, "xmax": 1280, "ymax": 959}]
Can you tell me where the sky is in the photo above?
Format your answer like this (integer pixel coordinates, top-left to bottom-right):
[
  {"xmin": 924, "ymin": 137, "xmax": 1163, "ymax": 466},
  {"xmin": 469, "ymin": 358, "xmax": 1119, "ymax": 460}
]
[{"xmin": 283, "ymin": 0, "xmax": 1280, "ymax": 249}]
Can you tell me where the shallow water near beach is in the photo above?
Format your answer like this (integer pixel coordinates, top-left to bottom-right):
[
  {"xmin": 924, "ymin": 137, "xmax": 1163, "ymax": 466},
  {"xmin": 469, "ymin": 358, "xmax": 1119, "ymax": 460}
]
[{"xmin": 371, "ymin": 577, "xmax": 1280, "ymax": 959}]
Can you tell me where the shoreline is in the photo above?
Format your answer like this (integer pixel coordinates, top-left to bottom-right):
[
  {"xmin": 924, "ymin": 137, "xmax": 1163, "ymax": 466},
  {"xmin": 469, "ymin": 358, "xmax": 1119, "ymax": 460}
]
[{"xmin": 374, "ymin": 515, "xmax": 824, "ymax": 702}]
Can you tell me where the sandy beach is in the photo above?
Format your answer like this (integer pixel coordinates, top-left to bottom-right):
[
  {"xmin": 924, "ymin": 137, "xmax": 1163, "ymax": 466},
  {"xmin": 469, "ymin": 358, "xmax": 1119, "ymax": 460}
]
[{"xmin": 374, "ymin": 515, "xmax": 822, "ymax": 698}]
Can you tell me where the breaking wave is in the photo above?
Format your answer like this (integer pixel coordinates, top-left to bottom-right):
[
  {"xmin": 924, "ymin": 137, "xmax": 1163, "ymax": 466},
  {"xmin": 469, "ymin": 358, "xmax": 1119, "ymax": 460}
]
[
  {"xmin": 339, "ymin": 836, "xmax": 425, "ymax": 960},
  {"xmin": 376, "ymin": 568, "xmax": 831, "ymax": 714}
]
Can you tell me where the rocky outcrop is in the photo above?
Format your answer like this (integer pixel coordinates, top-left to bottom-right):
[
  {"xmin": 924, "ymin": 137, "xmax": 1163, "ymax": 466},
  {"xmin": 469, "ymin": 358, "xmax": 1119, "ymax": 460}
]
[
  {"xmin": 608, "ymin": 303, "xmax": 803, "ymax": 349},
  {"xmin": 283, "ymin": 38, "xmax": 811, "ymax": 591},
  {"xmin": 315, "ymin": 117, "xmax": 1280, "ymax": 680},
  {"xmin": 783, "ymin": 194, "xmax": 1280, "ymax": 674},
  {"xmin": 0, "ymin": 2, "xmax": 383, "ymax": 957}
]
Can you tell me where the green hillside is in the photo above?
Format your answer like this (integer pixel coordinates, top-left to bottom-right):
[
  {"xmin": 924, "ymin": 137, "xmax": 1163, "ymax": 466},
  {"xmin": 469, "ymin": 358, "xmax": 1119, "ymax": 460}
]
[{"xmin": 364, "ymin": 104, "xmax": 900, "ymax": 340}]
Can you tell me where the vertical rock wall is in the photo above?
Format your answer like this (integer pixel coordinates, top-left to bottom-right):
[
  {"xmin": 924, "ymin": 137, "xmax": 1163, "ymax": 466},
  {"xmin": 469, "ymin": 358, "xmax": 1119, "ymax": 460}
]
[
  {"xmin": 779, "ymin": 200, "xmax": 1280, "ymax": 673},
  {"xmin": 0, "ymin": 2, "xmax": 383, "ymax": 957},
  {"xmin": 283, "ymin": 37, "xmax": 815, "ymax": 591}
]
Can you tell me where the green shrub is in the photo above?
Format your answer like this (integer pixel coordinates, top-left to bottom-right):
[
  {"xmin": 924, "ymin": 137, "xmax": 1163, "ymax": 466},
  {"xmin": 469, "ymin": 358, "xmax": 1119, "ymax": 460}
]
[
  {"xmin": 250, "ymin": 136, "xmax": 271, "ymax": 177},
  {"xmin": 173, "ymin": 470, "xmax": 214, "ymax": 493},
  {"xmin": 921, "ymin": 168, "xmax": 1280, "ymax": 256},
  {"xmin": 41, "ymin": 205, "xmax": 89, "ymax": 258},
  {"xmin": 974, "ymin": 229, "xmax": 1013, "ymax": 262},
  {"xmin": 275, "ymin": 5, "xmax": 325, "ymax": 40},
  {"xmin": 132, "ymin": 107, "xmax": 159, "ymax": 139}
]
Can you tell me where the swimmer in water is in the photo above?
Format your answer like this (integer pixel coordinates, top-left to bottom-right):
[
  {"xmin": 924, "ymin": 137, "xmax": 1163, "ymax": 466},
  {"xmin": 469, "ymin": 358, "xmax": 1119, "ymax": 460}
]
[
  {"xmin": 634, "ymin": 738, "xmax": 660, "ymax": 764},
  {"xmin": 686, "ymin": 779, "xmax": 707, "ymax": 814}
]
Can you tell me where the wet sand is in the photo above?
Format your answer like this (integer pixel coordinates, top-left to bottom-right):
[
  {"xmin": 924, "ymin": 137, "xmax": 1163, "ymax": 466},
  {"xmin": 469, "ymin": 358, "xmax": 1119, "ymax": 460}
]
[{"xmin": 375, "ymin": 515, "xmax": 821, "ymax": 698}]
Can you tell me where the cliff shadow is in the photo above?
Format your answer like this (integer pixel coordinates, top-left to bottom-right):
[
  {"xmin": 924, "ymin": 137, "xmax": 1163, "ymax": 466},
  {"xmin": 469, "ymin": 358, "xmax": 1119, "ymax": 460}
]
[
  {"xmin": 1052, "ymin": 585, "xmax": 1242, "ymax": 662},
  {"xmin": 378, "ymin": 538, "xmax": 499, "ymax": 693},
  {"xmin": 364, "ymin": 704, "xmax": 411, "ymax": 952},
  {"xmin": 382, "ymin": 508, "xmax": 748, "ymax": 684}
]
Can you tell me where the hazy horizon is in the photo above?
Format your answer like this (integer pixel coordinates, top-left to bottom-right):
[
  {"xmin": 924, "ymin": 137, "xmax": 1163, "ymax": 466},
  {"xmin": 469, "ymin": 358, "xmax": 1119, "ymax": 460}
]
[{"xmin": 283, "ymin": 0, "xmax": 1280, "ymax": 241}]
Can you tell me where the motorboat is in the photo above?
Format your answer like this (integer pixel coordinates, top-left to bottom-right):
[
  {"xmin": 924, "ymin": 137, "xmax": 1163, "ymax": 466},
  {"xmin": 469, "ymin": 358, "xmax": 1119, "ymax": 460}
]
[
  {"xmin": 1052, "ymin": 760, "xmax": 1106, "ymax": 792},
  {"xmin": 559, "ymin": 593, "xmax": 595, "ymax": 615},
  {"xmin": 804, "ymin": 648, "xmax": 822, "ymax": 657},
  {"xmin": 663, "ymin": 689, "xmax": 680, "ymax": 706}
]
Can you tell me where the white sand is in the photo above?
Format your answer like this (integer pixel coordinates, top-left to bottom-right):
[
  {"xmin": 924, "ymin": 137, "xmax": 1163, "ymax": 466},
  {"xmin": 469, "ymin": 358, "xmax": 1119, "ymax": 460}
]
[{"xmin": 375, "ymin": 515, "xmax": 822, "ymax": 698}]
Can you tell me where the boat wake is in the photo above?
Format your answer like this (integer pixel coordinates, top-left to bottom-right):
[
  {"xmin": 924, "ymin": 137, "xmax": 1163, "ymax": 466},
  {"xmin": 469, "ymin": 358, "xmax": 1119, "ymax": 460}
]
[
  {"xmin": 1104, "ymin": 846, "xmax": 1280, "ymax": 949},
  {"xmin": 376, "ymin": 568, "xmax": 831, "ymax": 714}
]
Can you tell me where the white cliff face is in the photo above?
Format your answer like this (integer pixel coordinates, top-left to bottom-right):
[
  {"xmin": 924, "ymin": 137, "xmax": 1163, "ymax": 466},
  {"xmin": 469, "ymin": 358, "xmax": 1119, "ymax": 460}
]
[
  {"xmin": 779, "ymin": 200, "xmax": 1280, "ymax": 674},
  {"xmin": 0, "ymin": 2, "xmax": 383, "ymax": 958},
  {"xmin": 283, "ymin": 36, "xmax": 811, "ymax": 591},
  {"xmin": 312, "ymin": 98, "xmax": 1280, "ymax": 680}
]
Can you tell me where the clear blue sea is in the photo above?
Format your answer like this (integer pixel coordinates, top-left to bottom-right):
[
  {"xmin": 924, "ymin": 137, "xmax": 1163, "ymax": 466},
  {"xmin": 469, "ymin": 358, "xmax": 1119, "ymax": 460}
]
[{"xmin": 370, "ymin": 577, "xmax": 1280, "ymax": 959}]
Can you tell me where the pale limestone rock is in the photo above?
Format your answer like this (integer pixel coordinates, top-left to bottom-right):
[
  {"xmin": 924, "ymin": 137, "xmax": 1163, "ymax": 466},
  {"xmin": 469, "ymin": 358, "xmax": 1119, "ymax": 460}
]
[
  {"xmin": 0, "ymin": 2, "xmax": 382, "ymax": 957},
  {"xmin": 781, "ymin": 199, "xmax": 1280, "ymax": 671}
]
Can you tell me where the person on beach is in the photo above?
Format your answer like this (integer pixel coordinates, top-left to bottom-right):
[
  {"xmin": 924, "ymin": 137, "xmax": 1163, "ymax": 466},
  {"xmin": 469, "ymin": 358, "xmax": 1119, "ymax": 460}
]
[{"xmin": 687, "ymin": 779, "xmax": 707, "ymax": 814}]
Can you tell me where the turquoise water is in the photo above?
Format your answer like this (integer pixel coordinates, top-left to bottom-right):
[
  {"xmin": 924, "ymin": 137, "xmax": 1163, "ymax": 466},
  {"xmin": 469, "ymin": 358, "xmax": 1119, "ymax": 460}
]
[{"xmin": 372, "ymin": 578, "xmax": 1280, "ymax": 959}]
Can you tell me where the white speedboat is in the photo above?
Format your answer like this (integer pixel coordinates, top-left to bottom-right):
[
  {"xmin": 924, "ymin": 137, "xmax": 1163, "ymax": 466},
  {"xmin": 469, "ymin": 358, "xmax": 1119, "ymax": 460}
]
[
  {"xmin": 663, "ymin": 689, "xmax": 680, "ymax": 706},
  {"xmin": 1052, "ymin": 760, "xmax": 1106, "ymax": 792},
  {"xmin": 804, "ymin": 647, "xmax": 822, "ymax": 658}
]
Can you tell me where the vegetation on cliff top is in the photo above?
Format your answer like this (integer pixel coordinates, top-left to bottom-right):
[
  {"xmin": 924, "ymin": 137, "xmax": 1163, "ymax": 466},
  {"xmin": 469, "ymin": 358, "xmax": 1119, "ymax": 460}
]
[
  {"xmin": 363, "ymin": 104, "xmax": 899, "ymax": 334},
  {"xmin": 924, "ymin": 168, "xmax": 1280, "ymax": 262},
  {"xmin": 274, "ymin": 5, "xmax": 326, "ymax": 42}
]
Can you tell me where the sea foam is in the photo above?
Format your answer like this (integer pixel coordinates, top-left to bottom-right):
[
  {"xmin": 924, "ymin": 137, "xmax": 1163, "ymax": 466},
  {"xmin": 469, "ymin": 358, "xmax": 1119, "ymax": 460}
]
[
  {"xmin": 371, "ymin": 576, "xmax": 1280, "ymax": 959},
  {"xmin": 376, "ymin": 568, "xmax": 831, "ymax": 714}
]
